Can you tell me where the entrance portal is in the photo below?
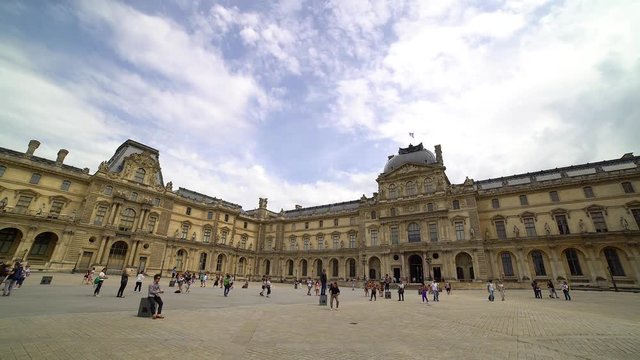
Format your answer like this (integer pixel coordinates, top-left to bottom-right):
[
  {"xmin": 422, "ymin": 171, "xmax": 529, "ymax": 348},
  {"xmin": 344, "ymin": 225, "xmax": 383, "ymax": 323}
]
[
  {"xmin": 408, "ymin": 255, "xmax": 423, "ymax": 283},
  {"xmin": 433, "ymin": 267, "xmax": 442, "ymax": 282},
  {"xmin": 393, "ymin": 268, "xmax": 401, "ymax": 282}
]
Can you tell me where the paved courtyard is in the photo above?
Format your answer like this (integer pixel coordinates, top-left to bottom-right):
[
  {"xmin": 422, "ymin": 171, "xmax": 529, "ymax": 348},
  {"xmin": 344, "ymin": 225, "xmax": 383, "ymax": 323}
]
[{"xmin": 0, "ymin": 274, "xmax": 639, "ymax": 360}]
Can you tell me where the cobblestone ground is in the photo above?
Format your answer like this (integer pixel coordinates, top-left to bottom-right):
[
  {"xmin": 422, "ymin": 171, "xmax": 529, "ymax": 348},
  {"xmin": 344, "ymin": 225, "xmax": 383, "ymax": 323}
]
[{"xmin": 0, "ymin": 274, "xmax": 639, "ymax": 359}]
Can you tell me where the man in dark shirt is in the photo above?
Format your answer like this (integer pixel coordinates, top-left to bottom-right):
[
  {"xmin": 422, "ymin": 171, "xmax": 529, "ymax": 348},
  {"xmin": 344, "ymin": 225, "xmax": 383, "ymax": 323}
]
[
  {"xmin": 2, "ymin": 261, "xmax": 22, "ymax": 296},
  {"xmin": 329, "ymin": 281, "xmax": 340, "ymax": 310}
]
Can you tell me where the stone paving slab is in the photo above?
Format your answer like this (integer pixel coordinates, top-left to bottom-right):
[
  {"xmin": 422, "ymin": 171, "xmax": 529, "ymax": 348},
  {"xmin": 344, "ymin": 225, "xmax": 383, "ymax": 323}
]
[{"xmin": 0, "ymin": 273, "xmax": 639, "ymax": 359}]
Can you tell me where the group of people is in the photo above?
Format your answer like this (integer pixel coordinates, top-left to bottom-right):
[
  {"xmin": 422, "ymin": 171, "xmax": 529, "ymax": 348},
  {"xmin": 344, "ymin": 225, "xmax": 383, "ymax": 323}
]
[
  {"xmin": 1, "ymin": 260, "xmax": 30, "ymax": 296},
  {"xmin": 486, "ymin": 279, "xmax": 572, "ymax": 301}
]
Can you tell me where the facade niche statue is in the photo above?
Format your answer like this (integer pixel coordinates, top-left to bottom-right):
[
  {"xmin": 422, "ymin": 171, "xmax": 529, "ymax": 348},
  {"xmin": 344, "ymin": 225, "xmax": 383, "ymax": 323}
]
[
  {"xmin": 578, "ymin": 219, "xmax": 586, "ymax": 233},
  {"xmin": 544, "ymin": 222, "xmax": 551, "ymax": 235},
  {"xmin": 620, "ymin": 217, "xmax": 629, "ymax": 230},
  {"xmin": 513, "ymin": 226, "xmax": 520, "ymax": 238}
]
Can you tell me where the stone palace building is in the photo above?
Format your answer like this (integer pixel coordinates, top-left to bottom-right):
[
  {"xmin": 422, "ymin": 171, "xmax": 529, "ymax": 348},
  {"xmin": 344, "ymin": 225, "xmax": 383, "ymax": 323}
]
[{"xmin": 1, "ymin": 139, "xmax": 639, "ymax": 289}]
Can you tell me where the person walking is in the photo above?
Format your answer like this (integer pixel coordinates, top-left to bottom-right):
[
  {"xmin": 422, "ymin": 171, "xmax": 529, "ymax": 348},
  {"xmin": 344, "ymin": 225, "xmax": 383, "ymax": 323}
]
[
  {"xmin": 314, "ymin": 280, "xmax": 320, "ymax": 296},
  {"xmin": 397, "ymin": 280, "xmax": 405, "ymax": 301},
  {"xmin": 171, "ymin": 267, "xmax": 177, "ymax": 279},
  {"xmin": 116, "ymin": 269, "xmax": 129, "ymax": 298},
  {"xmin": 223, "ymin": 274, "xmax": 232, "ymax": 297},
  {"xmin": 351, "ymin": 278, "xmax": 356, "ymax": 291},
  {"xmin": 2, "ymin": 261, "xmax": 21, "ymax": 296},
  {"xmin": 93, "ymin": 268, "xmax": 108, "ymax": 296},
  {"xmin": 547, "ymin": 280, "xmax": 559, "ymax": 299},
  {"xmin": 259, "ymin": 275, "xmax": 266, "ymax": 296},
  {"xmin": 320, "ymin": 269, "xmax": 327, "ymax": 296},
  {"xmin": 134, "ymin": 272, "xmax": 145, "ymax": 292},
  {"xmin": 364, "ymin": 281, "xmax": 370, "ymax": 298},
  {"xmin": 265, "ymin": 277, "xmax": 272, "ymax": 298},
  {"xmin": 307, "ymin": 278, "xmax": 313, "ymax": 296},
  {"xmin": 562, "ymin": 281, "xmax": 571, "ymax": 301},
  {"xmin": 420, "ymin": 282, "xmax": 429, "ymax": 303},
  {"xmin": 498, "ymin": 280, "xmax": 505, "ymax": 301},
  {"xmin": 445, "ymin": 281, "xmax": 451, "ymax": 295},
  {"xmin": 487, "ymin": 280, "xmax": 495, "ymax": 301},
  {"xmin": 369, "ymin": 282, "xmax": 377, "ymax": 301},
  {"xmin": 431, "ymin": 281, "xmax": 439, "ymax": 302},
  {"xmin": 148, "ymin": 274, "xmax": 165, "ymax": 319},
  {"xmin": 16, "ymin": 265, "xmax": 29, "ymax": 288},
  {"xmin": 329, "ymin": 281, "xmax": 340, "ymax": 310}
]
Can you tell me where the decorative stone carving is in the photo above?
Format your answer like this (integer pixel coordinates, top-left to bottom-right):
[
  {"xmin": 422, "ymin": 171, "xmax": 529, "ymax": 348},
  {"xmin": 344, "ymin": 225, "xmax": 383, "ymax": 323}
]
[
  {"xmin": 544, "ymin": 222, "xmax": 551, "ymax": 235},
  {"xmin": 513, "ymin": 225, "xmax": 520, "ymax": 238},
  {"xmin": 620, "ymin": 217, "xmax": 629, "ymax": 230},
  {"xmin": 165, "ymin": 181, "xmax": 173, "ymax": 192},
  {"xmin": 578, "ymin": 219, "xmax": 586, "ymax": 233},
  {"xmin": 98, "ymin": 161, "xmax": 109, "ymax": 173},
  {"xmin": 0, "ymin": 197, "xmax": 7, "ymax": 211},
  {"xmin": 470, "ymin": 227, "xmax": 475, "ymax": 239},
  {"xmin": 192, "ymin": 232, "xmax": 196, "ymax": 241}
]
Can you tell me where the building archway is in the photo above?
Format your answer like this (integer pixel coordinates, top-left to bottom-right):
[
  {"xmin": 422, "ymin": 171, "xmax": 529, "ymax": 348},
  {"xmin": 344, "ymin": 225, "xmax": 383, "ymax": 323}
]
[
  {"xmin": 455, "ymin": 252, "xmax": 474, "ymax": 280},
  {"xmin": 408, "ymin": 254, "xmax": 423, "ymax": 283},
  {"xmin": 368, "ymin": 256, "xmax": 381, "ymax": 280},
  {"xmin": 0, "ymin": 227, "xmax": 23, "ymax": 261},
  {"xmin": 346, "ymin": 258, "xmax": 357, "ymax": 279},
  {"xmin": 198, "ymin": 252, "xmax": 207, "ymax": 271},
  {"xmin": 28, "ymin": 231, "xmax": 58, "ymax": 263},
  {"xmin": 286, "ymin": 259, "xmax": 294, "ymax": 276},
  {"xmin": 300, "ymin": 259, "xmax": 308, "ymax": 277},
  {"xmin": 314, "ymin": 259, "xmax": 323, "ymax": 278},
  {"xmin": 330, "ymin": 258, "xmax": 339, "ymax": 278},
  {"xmin": 264, "ymin": 259, "xmax": 271, "ymax": 275},
  {"xmin": 176, "ymin": 249, "xmax": 187, "ymax": 272},
  {"xmin": 238, "ymin": 257, "xmax": 246, "ymax": 275},
  {"xmin": 216, "ymin": 253, "xmax": 226, "ymax": 273},
  {"xmin": 107, "ymin": 241, "xmax": 128, "ymax": 271}
]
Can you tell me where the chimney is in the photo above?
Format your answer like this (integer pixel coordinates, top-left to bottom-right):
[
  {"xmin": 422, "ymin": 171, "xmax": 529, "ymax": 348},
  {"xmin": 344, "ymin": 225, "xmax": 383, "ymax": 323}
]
[
  {"xmin": 25, "ymin": 140, "xmax": 40, "ymax": 157},
  {"xmin": 435, "ymin": 144, "xmax": 443, "ymax": 164},
  {"xmin": 295, "ymin": 205, "xmax": 302, "ymax": 210},
  {"xmin": 56, "ymin": 149, "xmax": 69, "ymax": 166}
]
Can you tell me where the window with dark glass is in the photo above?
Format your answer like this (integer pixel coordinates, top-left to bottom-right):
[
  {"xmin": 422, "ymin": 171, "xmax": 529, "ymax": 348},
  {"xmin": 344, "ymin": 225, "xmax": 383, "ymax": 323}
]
[
  {"xmin": 243, "ymin": 221, "xmax": 248, "ymax": 229},
  {"xmin": 550, "ymin": 191, "xmax": 560, "ymax": 202},
  {"xmin": 15, "ymin": 195, "xmax": 33, "ymax": 214},
  {"xmin": 0, "ymin": 165, "xmax": 6, "ymax": 177},
  {"xmin": 452, "ymin": 200, "xmax": 460, "ymax": 210},
  {"xmin": 390, "ymin": 226, "xmax": 399, "ymax": 245},
  {"xmin": 319, "ymin": 220, "xmax": 323, "ymax": 228},
  {"xmin": 147, "ymin": 216, "xmax": 157, "ymax": 233},
  {"xmin": 119, "ymin": 208, "xmax": 136, "ymax": 231},
  {"xmin": 332, "ymin": 260, "xmax": 338, "ymax": 277},
  {"xmin": 604, "ymin": 248, "xmax": 625, "ymax": 276},
  {"xmin": 407, "ymin": 223, "xmax": 421, "ymax": 242},
  {"xmin": 429, "ymin": 223, "xmax": 438, "ymax": 242},
  {"xmin": 305, "ymin": 222, "xmax": 309, "ymax": 229},
  {"xmin": 524, "ymin": 217, "xmax": 536, "ymax": 237},
  {"xmin": 334, "ymin": 218, "xmax": 339, "ymax": 226},
  {"xmin": 492, "ymin": 198, "xmax": 500, "ymax": 209},
  {"xmin": 565, "ymin": 249, "xmax": 583, "ymax": 276},
  {"xmin": 455, "ymin": 222, "xmax": 464, "ymax": 240},
  {"xmin": 406, "ymin": 181, "xmax": 416, "ymax": 196},
  {"xmin": 61, "ymin": 180, "xmax": 71, "ymax": 191},
  {"xmin": 94, "ymin": 205, "xmax": 108, "ymax": 225},
  {"xmin": 519, "ymin": 195, "xmax": 528, "ymax": 206},
  {"xmin": 555, "ymin": 214, "xmax": 570, "ymax": 234},
  {"xmin": 622, "ymin": 182, "xmax": 635, "ymax": 193},
  {"xmin": 427, "ymin": 203, "xmax": 434, "ymax": 212},
  {"xmin": 531, "ymin": 251, "xmax": 546, "ymax": 276},
  {"xmin": 29, "ymin": 173, "xmax": 41, "ymax": 184},
  {"xmin": 495, "ymin": 220, "xmax": 507, "ymax": 240},
  {"xmin": 632, "ymin": 209, "xmax": 640, "ymax": 229},
  {"xmin": 207, "ymin": 211, "xmax": 213, "ymax": 220},
  {"xmin": 224, "ymin": 214, "xmax": 229, "ymax": 222},
  {"xmin": 501, "ymin": 253, "xmax": 514, "ymax": 277},
  {"xmin": 48, "ymin": 201, "xmax": 64, "ymax": 218},
  {"xmin": 590, "ymin": 211, "xmax": 607, "ymax": 232},
  {"xmin": 371, "ymin": 211, "xmax": 377, "ymax": 219},
  {"xmin": 186, "ymin": 207, "xmax": 191, "ymax": 215},
  {"xmin": 370, "ymin": 229, "xmax": 378, "ymax": 246},
  {"xmin": 390, "ymin": 208, "xmax": 396, "ymax": 216},
  {"xmin": 583, "ymin": 186, "xmax": 595, "ymax": 198}
]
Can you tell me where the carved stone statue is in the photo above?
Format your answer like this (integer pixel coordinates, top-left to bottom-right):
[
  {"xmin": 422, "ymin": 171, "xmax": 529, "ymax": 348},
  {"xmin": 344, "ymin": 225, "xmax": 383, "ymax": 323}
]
[
  {"xmin": 70, "ymin": 209, "xmax": 77, "ymax": 221},
  {"xmin": 513, "ymin": 225, "xmax": 520, "ymax": 238},
  {"xmin": 620, "ymin": 217, "xmax": 629, "ymax": 230},
  {"xmin": 258, "ymin": 198, "xmax": 268, "ymax": 209},
  {"xmin": 98, "ymin": 161, "xmax": 109, "ymax": 173},
  {"xmin": 544, "ymin": 222, "xmax": 551, "ymax": 235},
  {"xmin": 174, "ymin": 229, "xmax": 179, "ymax": 238},
  {"xmin": 470, "ymin": 227, "xmax": 475, "ymax": 239},
  {"xmin": 165, "ymin": 181, "xmax": 173, "ymax": 191},
  {"xmin": 484, "ymin": 228, "xmax": 490, "ymax": 239},
  {"xmin": 0, "ymin": 197, "xmax": 7, "ymax": 211},
  {"xmin": 123, "ymin": 163, "xmax": 133, "ymax": 177},
  {"xmin": 36, "ymin": 203, "xmax": 45, "ymax": 216},
  {"xmin": 578, "ymin": 219, "xmax": 586, "ymax": 233},
  {"xmin": 192, "ymin": 232, "xmax": 196, "ymax": 241},
  {"xmin": 340, "ymin": 240, "xmax": 344, "ymax": 248}
]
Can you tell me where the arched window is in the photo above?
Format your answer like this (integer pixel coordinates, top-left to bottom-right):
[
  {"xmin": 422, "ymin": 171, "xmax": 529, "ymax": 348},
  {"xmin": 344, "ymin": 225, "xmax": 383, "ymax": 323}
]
[
  {"xmin": 199, "ymin": 253, "xmax": 207, "ymax": 271},
  {"xmin": 564, "ymin": 249, "xmax": 583, "ymax": 276},
  {"xmin": 604, "ymin": 248, "xmax": 625, "ymax": 276},
  {"xmin": 331, "ymin": 259, "xmax": 338, "ymax": 277},
  {"xmin": 119, "ymin": 208, "xmax": 136, "ymax": 231},
  {"xmin": 134, "ymin": 168, "xmax": 145, "ymax": 183},
  {"xmin": 531, "ymin": 251, "xmax": 546, "ymax": 276},
  {"xmin": 408, "ymin": 223, "xmax": 421, "ymax": 242},
  {"xmin": 238, "ymin": 258, "xmax": 245, "ymax": 274},
  {"xmin": 501, "ymin": 252, "xmax": 514, "ymax": 277},
  {"xmin": 348, "ymin": 258, "xmax": 356, "ymax": 278},
  {"xmin": 288, "ymin": 260, "xmax": 294, "ymax": 275},
  {"xmin": 216, "ymin": 254, "xmax": 224, "ymax": 272}
]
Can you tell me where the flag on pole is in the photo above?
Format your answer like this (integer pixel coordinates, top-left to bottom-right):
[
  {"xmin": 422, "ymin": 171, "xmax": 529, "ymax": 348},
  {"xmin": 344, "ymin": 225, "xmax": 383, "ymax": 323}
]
[{"xmin": 409, "ymin": 132, "xmax": 414, "ymax": 138}]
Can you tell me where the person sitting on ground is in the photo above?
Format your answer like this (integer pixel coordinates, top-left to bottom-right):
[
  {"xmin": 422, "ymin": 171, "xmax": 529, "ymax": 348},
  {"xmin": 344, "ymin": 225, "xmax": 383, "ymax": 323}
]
[{"xmin": 148, "ymin": 274, "xmax": 165, "ymax": 319}]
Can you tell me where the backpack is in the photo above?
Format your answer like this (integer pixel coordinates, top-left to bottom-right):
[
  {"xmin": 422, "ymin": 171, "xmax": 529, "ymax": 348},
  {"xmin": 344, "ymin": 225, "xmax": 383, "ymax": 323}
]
[{"xmin": 94, "ymin": 276, "xmax": 102, "ymax": 285}]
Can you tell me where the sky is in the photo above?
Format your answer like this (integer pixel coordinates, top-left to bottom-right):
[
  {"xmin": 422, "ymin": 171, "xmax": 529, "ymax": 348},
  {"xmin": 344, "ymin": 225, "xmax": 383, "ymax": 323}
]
[{"xmin": 0, "ymin": 0, "xmax": 638, "ymax": 212}]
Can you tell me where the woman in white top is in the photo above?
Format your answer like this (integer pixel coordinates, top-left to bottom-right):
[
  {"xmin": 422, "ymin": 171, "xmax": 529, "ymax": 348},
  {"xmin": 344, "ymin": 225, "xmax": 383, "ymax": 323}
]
[{"xmin": 134, "ymin": 272, "xmax": 145, "ymax": 292}]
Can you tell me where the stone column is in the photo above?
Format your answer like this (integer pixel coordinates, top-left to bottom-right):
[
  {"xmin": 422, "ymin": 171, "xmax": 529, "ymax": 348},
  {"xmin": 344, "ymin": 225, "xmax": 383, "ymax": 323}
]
[
  {"xmin": 422, "ymin": 251, "xmax": 428, "ymax": 281},
  {"xmin": 99, "ymin": 237, "xmax": 112, "ymax": 264},
  {"xmin": 548, "ymin": 245, "xmax": 565, "ymax": 280},
  {"xmin": 516, "ymin": 247, "xmax": 530, "ymax": 281},
  {"xmin": 583, "ymin": 244, "xmax": 602, "ymax": 284}
]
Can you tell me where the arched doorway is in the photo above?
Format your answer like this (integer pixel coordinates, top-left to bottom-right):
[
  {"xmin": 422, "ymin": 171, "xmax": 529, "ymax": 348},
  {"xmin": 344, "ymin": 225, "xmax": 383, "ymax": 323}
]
[
  {"xmin": 300, "ymin": 259, "xmax": 308, "ymax": 277},
  {"xmin": 198, "ymin": 253, "xmax": 207, "ymax": 271},
  {"xmin": 28, "ymin": 232, "xmax": 58, "ymax": 262},
  {"xmin": 368, "ymin": 256, "xmax": 381, "ymax": 280},
  {"xmin": 176, "ymin": 249, "xmax": 187, "ymax": 272},
  {"xmin": 346, "ymin": 258, "xmax": 356, "ymax": 279},
  {"xmin": 264, "ymin": 259, "xmax": 271, "ymax": 275},
  {"xmin": 0, "ymin": 228, "xmax": 23, "ymax": 260},
  {"xmin": 107, "ymin": 241, "xmax": 128, "ymax": 271},
  {"xmin": 315, "ymin": 259, "xmax": 323, "ymax": 277},
  {"xmin": 330, "ymin": 258, "xmax": 339, "ymax": 278},
  {"xmin": 408, "ymin": 254, "xmax": 423, "ymax": 283},
  {"xmin": 455, "ymin": 252, "xmax": 474, "ymax": 280},
  {"xmin": 287, "ymin": 259, "xmax": 294, "ymax": 276},
  {"xmin": 238, "ymin": 257, "xmax": 246, "ymax": 275}
]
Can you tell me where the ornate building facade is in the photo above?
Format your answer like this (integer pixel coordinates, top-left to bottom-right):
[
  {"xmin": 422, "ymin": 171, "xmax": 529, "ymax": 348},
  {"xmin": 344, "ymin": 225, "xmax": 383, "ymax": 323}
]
[{"xmin": 1, "ymin": 140, "xmax": 639, "ymax": 289}]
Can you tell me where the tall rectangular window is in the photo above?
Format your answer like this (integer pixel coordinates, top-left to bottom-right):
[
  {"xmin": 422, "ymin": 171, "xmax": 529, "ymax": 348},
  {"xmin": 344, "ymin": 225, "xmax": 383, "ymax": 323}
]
[
  {"xmin": 583, "ymin": 186, "xmax": 595, "ymax": 198},
  {"xmin": 334, "ymin": 218, "xmax": 339, "ymax": 226},
  {"xmin": 243, "ymin": 221, "xmax": 248, "ymax": 229},
  {"xmin": 590, "ymin": 211, "xmax": 608, "ymax": 232},
  {"xmin": 181, "ymin": 223, "xmax": 189, "ymax": 239},
  {"xmin": 49, "ymin": 201, "xmax": 64, "ymax": 219},
  {"xmin": 94, "ymin": 205, "xmax": 108, "ymax": 225},
  {"xmin": 390, "ymin": 208, "xmax": 396, "ymax": 216},
  {"xmin": 220, "ymin": 230, "xmax": 228, "ymax": 244},
  {"xmin": 622, "ymin": 182, "xmax": 635, "ymax": 193},
  {"xmin": 14, "ymin": 195, "xmax": 33, "ymax": 214},
  {"xmin": 332, "ymin": 234, "xmax": 339, "ymax": 249},
  {"xmin": 429, "ymin": 223, "xmax": 438, "ymax": 242},
  {"xmin": 455, "ymin": 222, "xmax": 464, "ymax": 240},
  {"xmin": 29, "ymin": 173, "xmax": 41, "ymax": 184},
  {"xmin": 524, "ymin": 217, "xmax": 536, "ymax": 237},
  {"xmin": 349, "ymin": 233, "xmax": 356, "ymax": 248},
  {"xmin": 501, "ymin": 253, "xmax": 514, "ymax": 277},
  {"xmin": 550, "ymin": 191, "xmax": 560, "ymax": 202},
  {"xmin": 452, "ymin": 200, "xmax": 460, "ymax": 209},
  {"xmin": 427, "ymin": 203, "xmax": 434, "ymax": 212},
  {"xmin": 604, "ymin": 248, "xmax": 625, "ymax": 276},
  {"xmin": 519, "ymin": 195, "xmax": 528, "ymax": 206},
  {"xmin": 186, "ymin": 207, "xmax": 191, "ymax": 215},
  {"xmin": 390, "ymin": 226, "xmax": 399, "ymax": 245},
  {"xmin": 632, "ymin": 209, "xmax": 640, "ymax": 229},
  {"xmin": 203, "ymin": 228, "xmax": 212, "ymax": 243},
  {"xmin": 565, "ymin": 249, "xmax": 583, "ymax": 276},
  {"xmin": 224, "ymin": 214, "xmax": 229, "ymax": 222},
  {"xmin": 303, "ymin": 237, "xmax": 310, "ymax": 250},
  {"xmin": 319, "ymin": 220, "xmax": 323, "ymax": 228},
  {"xmin": 317, "ymin": 235, "xmax": 324, "ymax": 249},
  {"xmin": 0, "ymin": 165, "xmax": 6, "ymax": 177},
  {"xmin": 305, "ymin": 222, "xmax": 309, "ymax": 229},
  {"xmin": 555, "ymin": 215, "xmax": 570, "ymax": 234},
  {"xmin": 207, "ymin": 211, "xmax": 213, "ymax": 220},
  {"xmin": 532, "ymin": 251, "xmax": 546, "ymax": 276},
  {"xmin": 495, "ymin": 220, "xmax": 507, "ymax": 240},
  {"xmin": 491, "ymin": 198, "xmax": 500, "ymax": 209},
  {"xmin": 370, "ymin": 229, "xmax": 378, "ymax": 246}
]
